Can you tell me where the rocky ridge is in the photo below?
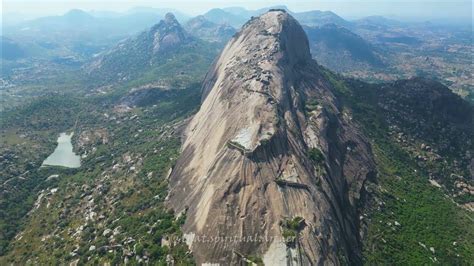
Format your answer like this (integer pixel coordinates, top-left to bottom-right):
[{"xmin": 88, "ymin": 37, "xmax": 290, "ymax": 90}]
[
  {"xmin": 168, "ymin": 10, "xmax": 376, "ymax": 265},
  {"xmin": 85, "ymin": 13, "xmax": 196, "ymax": 83}
]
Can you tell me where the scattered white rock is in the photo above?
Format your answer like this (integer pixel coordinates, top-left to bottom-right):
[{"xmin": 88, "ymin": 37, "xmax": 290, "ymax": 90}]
[
  {"xmin": 103, "ymin": 228, "xmax": 112, "ymax": 237},
  {"xmin": 86, "ymin": 211, "xmax": 96, "ymax": 221},
  {"xmin": 113, "ymin": 226, "xmax": 122, "ymax": 236},
  {"xmin": 47, "ymin": 174, "xmax": 59, "ymax": 181},
  {"xmin": 161, "ymin": 237, "xmax": 170, "ymax": 247},
  {"xmin": 429, "ymin": 179, "xmax": 442, "ymax": 188},
  {"xmin": 184, "ymin": 232, "xmax": 195, "ymax": 248}
]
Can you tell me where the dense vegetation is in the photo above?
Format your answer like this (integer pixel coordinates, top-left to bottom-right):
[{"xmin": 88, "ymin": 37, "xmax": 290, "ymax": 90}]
[
  {"xmin": 0, "ymin": 13, "xmax": 214, "ymax": 262},
  {"xmin": 0, "ymin": 75, "xmax": 202, "ymax": 263},
  {"xmin": 0, "ymin": 95, "xmax": 90, "ymax": 255},
  {"xmin": 322, "ymin": 69, "xmax": 474, "ymax": 264},
  {"xmin": 304, "ymin": 24, "xmax": 384, "ymax": 72}
]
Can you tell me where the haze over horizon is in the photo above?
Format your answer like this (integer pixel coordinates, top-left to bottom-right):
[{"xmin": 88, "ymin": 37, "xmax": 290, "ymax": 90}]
[{"xmin": 2, "ymin": 0, "xmax": 472, "ymax": 24}]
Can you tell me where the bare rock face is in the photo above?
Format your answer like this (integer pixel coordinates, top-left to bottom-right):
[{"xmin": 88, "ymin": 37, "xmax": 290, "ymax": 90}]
[
  {"xmin": 151, "ymin": 13, "xmax": 190, "ymax": 53},
  {"xmin": 168, "ymin": 10, "xmax": 375, "ymax": 265}
]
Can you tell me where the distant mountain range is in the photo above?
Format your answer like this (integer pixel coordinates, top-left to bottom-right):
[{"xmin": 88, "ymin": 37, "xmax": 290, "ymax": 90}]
[
  {"xmin": 185, "ymin": 16, "xmax": 236, "ymax": 43},
  {"xmin": 304, "ymin": 24, "xmax": 384, "ymax": 72},
  {"xmin": 0, "ymin": 6, "xmax": 380, "ymax": 61},
  {"xmin": 2, "ymin": 6, "xmax": 471, "ymax": 100},
  {"xmin": 85, "ymin": 13, "xmax": 219, "ymax": 87},
  {"xmin": 201, "ymin": 6, "xmax": 351, "ymax": 28},
  {"xmin": 2, "ymin": 9, "xmax": 188, "ymax": 59}
]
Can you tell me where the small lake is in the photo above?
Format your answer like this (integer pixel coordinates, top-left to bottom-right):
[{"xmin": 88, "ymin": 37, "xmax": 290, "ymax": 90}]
[{"xmin": 42, "ymin": 132, "xmax": 81, "ymax": 168}]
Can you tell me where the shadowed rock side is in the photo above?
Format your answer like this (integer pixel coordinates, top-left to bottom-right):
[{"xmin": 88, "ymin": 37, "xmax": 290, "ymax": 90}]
[{"xmin": 168, "ymin": 10, "xmax": 375, "ymax": 265}]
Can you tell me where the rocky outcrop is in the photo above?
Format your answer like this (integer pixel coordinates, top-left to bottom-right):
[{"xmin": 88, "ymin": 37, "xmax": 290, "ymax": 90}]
[
  {"xmin": 85, "ymin": 13, "xmax": 194, "ymax": 82},
  {"xmin": 150, "ymin": 13, "xmax": 190, "ymax": 53},
  {"xmin": 168, "ymin": 10, "xmax": 375, "ymax": 265}
]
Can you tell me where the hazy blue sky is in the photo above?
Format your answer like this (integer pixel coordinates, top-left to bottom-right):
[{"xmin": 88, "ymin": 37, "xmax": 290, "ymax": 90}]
[{"xmin": 2, "ymin": 0, "xmax": 473, "ymax": 22}]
